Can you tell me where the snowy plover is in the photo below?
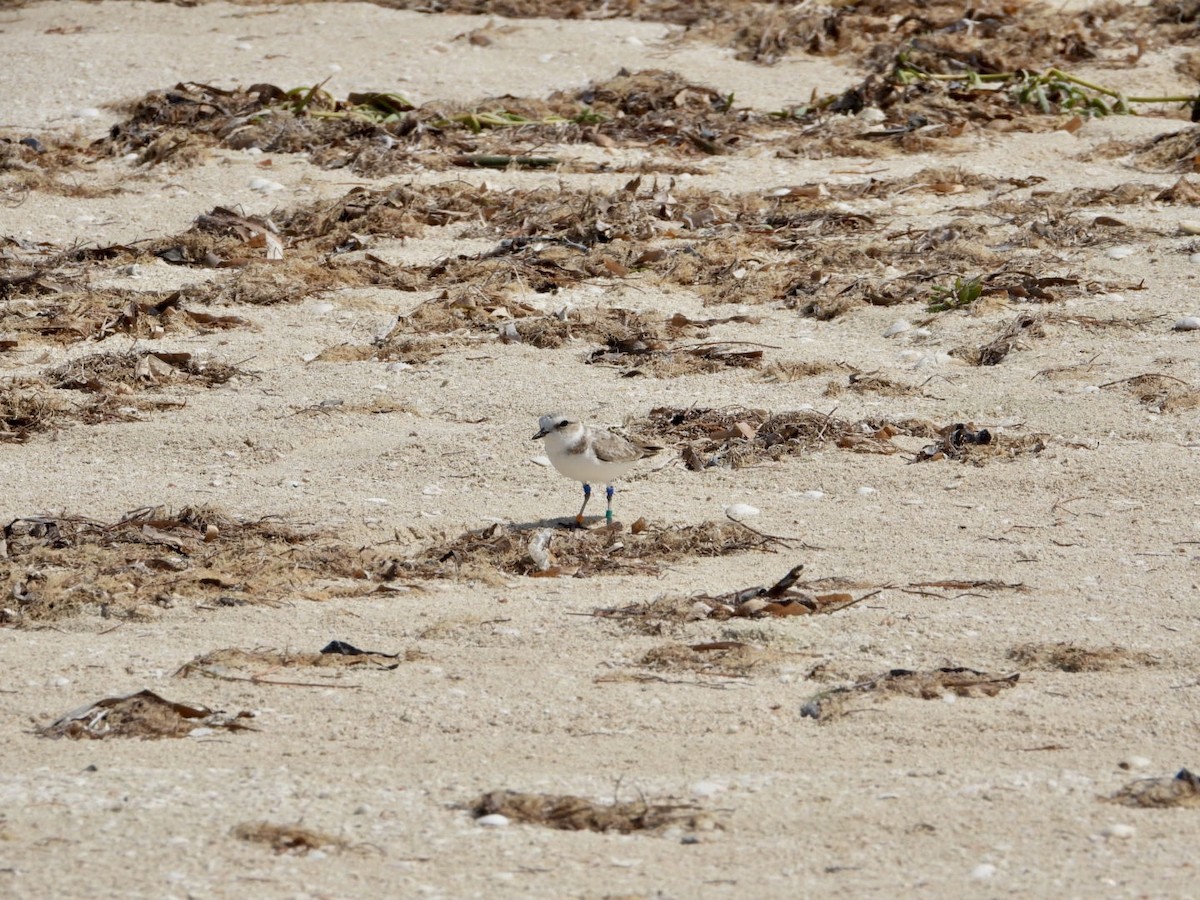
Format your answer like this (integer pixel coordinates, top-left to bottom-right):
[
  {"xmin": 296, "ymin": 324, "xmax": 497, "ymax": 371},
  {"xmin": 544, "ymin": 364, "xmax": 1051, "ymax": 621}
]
[{"xmin": 533, "ymin": 413, "xmax": 661, "ymax": 525}]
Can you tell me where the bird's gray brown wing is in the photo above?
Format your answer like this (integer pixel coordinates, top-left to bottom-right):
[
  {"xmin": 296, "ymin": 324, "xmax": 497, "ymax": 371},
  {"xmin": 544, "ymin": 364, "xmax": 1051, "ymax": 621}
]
[{"xmin": 593, "ymin": 430, "xmax": 661, "ymax": 462}]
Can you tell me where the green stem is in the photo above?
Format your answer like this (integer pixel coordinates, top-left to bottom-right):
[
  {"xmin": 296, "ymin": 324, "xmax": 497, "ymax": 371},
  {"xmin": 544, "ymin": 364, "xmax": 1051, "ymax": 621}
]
[{"xmin": 903, "ymin": 67, "xmax": 1198, "ymax": 107}]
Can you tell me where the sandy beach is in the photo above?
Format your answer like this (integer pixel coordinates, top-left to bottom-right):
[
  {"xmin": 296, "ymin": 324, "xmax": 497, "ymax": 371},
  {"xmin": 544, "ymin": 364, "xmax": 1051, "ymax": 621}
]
[{"xmin": 3, "ymin": 1, "xmax": 1200, "ymax": 896}]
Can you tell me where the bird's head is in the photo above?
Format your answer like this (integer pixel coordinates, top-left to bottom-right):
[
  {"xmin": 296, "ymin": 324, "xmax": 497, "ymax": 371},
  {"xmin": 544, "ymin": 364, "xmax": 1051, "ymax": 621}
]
[{"xmin": 533, "ymin": 412, "xmax": 576, "ymax": 441}]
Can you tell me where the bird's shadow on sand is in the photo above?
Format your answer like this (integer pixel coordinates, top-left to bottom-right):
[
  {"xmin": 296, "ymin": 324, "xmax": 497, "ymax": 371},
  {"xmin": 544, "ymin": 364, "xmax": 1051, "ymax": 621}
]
[{"xmin": 506, "ymin": 517, "xmax": 612, "ymax": 531}]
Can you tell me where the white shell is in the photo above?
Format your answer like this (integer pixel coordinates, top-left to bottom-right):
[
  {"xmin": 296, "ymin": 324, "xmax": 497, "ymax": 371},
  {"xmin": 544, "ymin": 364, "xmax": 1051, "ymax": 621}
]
[
  {"xmin": 724, "ymin": 503, "xmax": 760, "ymax": 517},
  {"xmin": 476, "ymin": 814, "xmax": 510, "ymax": 828},
  {"xmin": 249, "ymin": 177, "xmax": 284, "ymax": 193},
  {"xmin": 1180, "ymin": 220, "xmax": 1200, "ymax": 235},
  {"xmin": 1106, "ymin": 246, "xmax": 1134, "ymax": 260},
  {"xmin": 528, "ymin": 530, "xmax": 553, "ymax": 571},
  {"xmin": 883, "ymin": 319, "xmax": 911, "ymax": 337},
  {"xmin": 1174, "ymin": 316, "xmax": 1200, "ymax": 331},
  {"xmin": 1102, "ymin": 823, "xmax": 1136, "ymax": 840}
]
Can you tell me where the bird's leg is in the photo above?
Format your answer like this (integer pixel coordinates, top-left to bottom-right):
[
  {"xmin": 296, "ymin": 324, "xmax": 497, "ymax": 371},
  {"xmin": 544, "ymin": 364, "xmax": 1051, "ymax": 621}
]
[
  {"xmin": 576, "ymin": 483, "xmax": 592, "ymax": 525},
  {"xmin": 605, "ymin": 484, "xmax": 615, "ymax": 525}
]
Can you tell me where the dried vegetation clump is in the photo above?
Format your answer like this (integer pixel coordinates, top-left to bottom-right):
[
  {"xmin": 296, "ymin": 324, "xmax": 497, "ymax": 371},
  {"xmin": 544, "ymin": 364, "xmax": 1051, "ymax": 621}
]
[
  {"xmin": 0, "ymin": 388, "xmax": 65, "ymax": 443},
  {"xmin": 233, "ymin": 822, "xmax": 348, "ymax": 855},
  {"xmin": 175, "ymin": 644, "xmax": 421, "ymax": 681},
  {"xmin": 39, "ymin": 689, "xmax": 255, "ymax": 740},
  {"xmin": 1110, "ymin": 768, "xmax": 1200, "ymax": 809},
  {"xmin": 472, "ymin": 789, "xmax": 717, "ymax": 834},
  {"xmin": 395, "ymin": 519, "xmax": 787, "ymax": 581},
  {"xmin": 88, "ymin": 70, "xmax": 753, "ymax": 179},
  {"xmin": 635, "ymin": 641, "xmax": 799, "ymax": 678},
  {"xmin": 1103, "ymin": 373, "xmax": 1200, "ymax": 413},
  {"xmin": 802, "ymin": 667, "xmax": 1020, "ymax": 722},
  {"xmin": 1, "ymin": 507, "xmax": 377, "ymax": 622},
  {"xmin": 635, "ymin": 406, "xmax": 1044, "ymax": 468},
  {"xmin": 594, "ymin": 564, "xmax": 869, "ymax": 634},
  {"xmin": 1008, "ymin": 642, "xmax": 1160, "ymax": 672}
]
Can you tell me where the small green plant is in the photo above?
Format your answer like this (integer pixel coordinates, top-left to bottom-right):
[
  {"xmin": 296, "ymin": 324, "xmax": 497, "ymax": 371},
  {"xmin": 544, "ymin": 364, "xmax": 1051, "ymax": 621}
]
[
  {"xmin": 927, "ymin": 275, "xmax": 983, "ymax": 313},
  {"xmin": 892, "ymin": 62, "xmax": 1197, "ymax": 118}
]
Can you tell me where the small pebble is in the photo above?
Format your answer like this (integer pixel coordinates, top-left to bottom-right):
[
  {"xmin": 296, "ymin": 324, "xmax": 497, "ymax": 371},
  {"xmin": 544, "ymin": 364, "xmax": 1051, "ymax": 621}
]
[
  {"xmin": 73, "ymin": 107, "xmax": 100, "ymax": 119},
  {"xmin": 884, "ymin": 319, "xmax": 911, "ymax": 338},
  {"xmin": 1106, "ymin": 246, "xmax": 1135, "ymax": 260},
  {"xmin": 724, "ymin": 503, "xmax": 759, "ymax": 517},
  {"xmin": 801, "ymin": 490, "xmax": 825, "ymax": 500},
  {"xmin": 1179, "ymin": 220, "xmax": 1200, "ymax": 235},
  {"xmin": 422, "ymin": 484, "xmax": 445, "ymax": 496},
  {"xmin": 1173, "ymin": 316, "xmax": 1200, "ymax": 331},
  {"xmin": 249, "ymin": 177, "xmax": 284, "ymax": 193},
  {"xmin": 476, "ymin": 814, "xmax": 509, "ymax": 828},
  {"xmin": 857, "ymin": 106, "xmax": 886, "ymax": 124},
  {"xmin": 857, "ymin": 486, "xmax": 877, "ymax": 495},
  {"xmin": 970, "ymin": 863, "xmax": 996, "ymax": 880},
  {"xmin": 1119, "ymin": 756, "xmax": 1152, "ymax": 771},
  {"xmin": 1190, "ymin": 253, "xmax": 1200, "ymax": 265},
  {"xmin": 364, "ymin": 497, "xmax": 388, "ymax": 505},
  {"xmin": 385, "ymin": 362, "xmax": 412, "ymax": 373},
  {"xmin": 234, "ymin": 42, "xmax": 253, "ymax": 51},
  {"xmin": 691, "ymin": 781, "xmax": 723, "ymax": 798},
  {"xmin": 1102, "ymin": 823, "xmax": 1136, "ymax": 840}
]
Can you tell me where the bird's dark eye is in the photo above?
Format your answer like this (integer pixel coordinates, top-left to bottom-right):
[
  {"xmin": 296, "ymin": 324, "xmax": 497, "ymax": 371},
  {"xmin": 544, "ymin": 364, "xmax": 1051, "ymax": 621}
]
[{"xmin": 555, "ymin": 420, "xmax": 568, "ymax": 429}]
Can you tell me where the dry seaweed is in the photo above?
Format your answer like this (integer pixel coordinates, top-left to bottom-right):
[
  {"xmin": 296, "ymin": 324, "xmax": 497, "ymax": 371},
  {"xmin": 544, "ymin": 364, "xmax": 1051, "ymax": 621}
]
[
  {"xmin": 1109, "ymin": 769, "xmax": 1200, "ymax": 809},
  {"xmin": 39, "ymin": 689, "xmax": 255, "ymax": 740},
  {"xmin": 1007, "ymin": 642, "xmax": 1158, "ymax": 672},
  {"xmin": 1101, "ymin": 373, "xmax": 1200, "ymax": 413},
  {"xmin": 175, "ymin": 645, "xmax": 420, "ymax": 681},
  {"xmin": 637, "ymin": 405, "xmax": 899, "ymax": 470},
  {"xmin": 910, "ymin": 422, "xmax": 1046, "ymax": 464},
  {"xmin": 394, "ymin": 519, "xmax": 787, "ymax": 581},
  {"xmin": 471, "ymin": 789, "xmax": 716, "ymax": 834},
  {"xmin": 594, "ymin": 564, "xmax": 869, "ymax": 633},
  {"xmin": 962, "ymin": 313, "xmax": 1046, "ymax": 366},
  {"xmin": 233, "ymin": 822, "xmax": 347, "ymax": 855},
  {"xmin": 46, "ymin": 351, "xmax": 243, "ymax": 392},
  {"xmin": 0, "ymin": 386, "xmax": 65, "ymax": 442},
  {"xmin": 2, "ymin": 506, "xmax": 379, "ymax": 622},
  {"xmin": 802, "ymin": 667, "xmax": 1020, "ymax": 722},
  {"xmin": 637, "ymin": 641, "xmax": 796, "ymax": 677}
]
